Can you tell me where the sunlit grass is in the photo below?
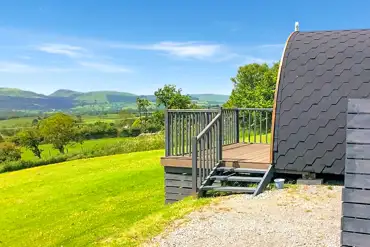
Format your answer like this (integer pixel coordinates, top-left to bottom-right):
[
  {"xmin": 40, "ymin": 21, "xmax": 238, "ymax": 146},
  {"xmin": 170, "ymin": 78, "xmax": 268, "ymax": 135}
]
[{"xmin": 0, "ymin": 150, "xmax": 213, "ymax": 247}]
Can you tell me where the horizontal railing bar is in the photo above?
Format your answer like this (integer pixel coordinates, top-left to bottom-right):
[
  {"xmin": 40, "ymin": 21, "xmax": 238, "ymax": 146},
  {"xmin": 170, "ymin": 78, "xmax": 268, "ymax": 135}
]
[
  {"xmin": 168, "ymin": 109, "xmax": 219, "ymax": 113},
  {"xmin": 237, "ymin": 108, "xmax": 273, "ymax": 111},
  {"xmin": 196, "ymin": 113, "xmax": 222, "ymax": 140}
]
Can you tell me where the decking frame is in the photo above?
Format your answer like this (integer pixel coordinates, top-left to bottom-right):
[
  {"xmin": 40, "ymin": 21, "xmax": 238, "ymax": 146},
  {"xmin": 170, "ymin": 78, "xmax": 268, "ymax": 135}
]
[{"xmin": 161, "ymin": 108, "xmax": 273, "ymax": 203}]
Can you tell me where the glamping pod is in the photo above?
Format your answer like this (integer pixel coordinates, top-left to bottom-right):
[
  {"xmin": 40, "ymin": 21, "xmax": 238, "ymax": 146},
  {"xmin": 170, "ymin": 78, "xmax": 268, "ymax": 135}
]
[
  {"xmin": 161, "ymin": 28, "xmax": 370, "ymax": 203},
  {"xmin": 272, "ymin": 29, "xmax": 370, "ymax": 175}
]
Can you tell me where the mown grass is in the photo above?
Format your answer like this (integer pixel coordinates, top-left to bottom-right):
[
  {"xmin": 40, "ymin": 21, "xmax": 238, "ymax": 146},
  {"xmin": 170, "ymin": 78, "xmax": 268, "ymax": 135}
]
[{"xmin": 0, "ymin": 150, "xmax": 213, "ymax": 247}]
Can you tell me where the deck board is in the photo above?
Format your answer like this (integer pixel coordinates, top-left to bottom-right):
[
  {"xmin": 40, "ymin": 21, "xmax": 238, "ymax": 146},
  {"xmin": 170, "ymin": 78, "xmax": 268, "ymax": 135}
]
[{"xmin": 161, "ymin": 143, "xmax": 270, "ymax": 169}]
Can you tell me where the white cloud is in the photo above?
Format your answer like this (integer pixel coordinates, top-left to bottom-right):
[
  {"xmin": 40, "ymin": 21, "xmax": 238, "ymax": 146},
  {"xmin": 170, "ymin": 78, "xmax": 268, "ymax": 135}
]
[
  {"xmin": 113, "ymin": 41, "xmax": 222, "ymax": 59},
  {"xmin": 78, "ymin": 61, "xmax": 131, "ymax": 73},
  {"xmin": 36, "ymin": 44, "xmax": 87, "ymax": 57},
  {"xmin": 0, "ymin": 61, "xmax": 72, "ymax": 73},
  {"xmin": 149, "ymin": 42, "xmax": 221, "ymax": 58},
  {"xmin": 0, "ymin": 62, "xmax": 36, "ymax": 72}
]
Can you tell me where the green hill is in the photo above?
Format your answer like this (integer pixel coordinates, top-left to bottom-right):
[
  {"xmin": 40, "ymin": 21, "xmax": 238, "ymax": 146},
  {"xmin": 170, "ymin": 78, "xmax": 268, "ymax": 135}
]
[
  {"xmin": 0, "ymin": 87, "xmax": 229, "ymax": 113},
  {"xmin": 49, "ymin": 89, "xmax": 82, "ymax": 98},
  {"xmin": 0, "ymin": 88, "xmax": 45, "ymax": 98},
  {"xmin": 190, "ymin": 94, "xmax": 229, "ymax": 104},
  {"xmin": 74, "ymin": 91, "xmax": 137, "ymax": 104}
]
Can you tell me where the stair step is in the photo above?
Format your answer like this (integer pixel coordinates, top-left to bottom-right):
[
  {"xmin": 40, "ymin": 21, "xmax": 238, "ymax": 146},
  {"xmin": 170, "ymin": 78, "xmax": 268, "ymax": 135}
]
[
  {"xmin": 210, "ymin": 176, "xmax": 262, "ymax": 182},
  {"xmin": 216, "ymin": 167, "xmax": 267, "ymax": 174},
  {"xmin": 202, "ymin": 186, "xmax": 256, "ymax": 193}
]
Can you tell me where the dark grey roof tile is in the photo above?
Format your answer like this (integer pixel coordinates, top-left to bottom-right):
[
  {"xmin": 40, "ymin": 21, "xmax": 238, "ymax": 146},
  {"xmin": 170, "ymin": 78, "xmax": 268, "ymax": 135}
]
[{"xmin": 274, "ymin": 29, "xmax": 370, "ymax": 174}]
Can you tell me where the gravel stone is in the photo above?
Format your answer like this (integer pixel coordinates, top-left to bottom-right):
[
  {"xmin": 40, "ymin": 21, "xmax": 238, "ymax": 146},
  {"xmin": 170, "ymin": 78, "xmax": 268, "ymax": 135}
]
[{"xmin": 146, "ymin": 185, "xmax": 341, "ymax": 247}]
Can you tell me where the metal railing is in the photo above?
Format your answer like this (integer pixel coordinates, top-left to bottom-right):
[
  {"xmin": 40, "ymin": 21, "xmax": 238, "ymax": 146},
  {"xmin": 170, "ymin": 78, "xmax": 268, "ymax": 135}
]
[
  {"xmin": 164, "ymin": 108, "xmax": 273, "ymax": 157},
  {"xmin": 192, "ymin": 111, "xmax": 222, "ymax": 194},
  {"xmin": 222, "ymin": 109, "xmax": 238, "ymax": 145},
  {"xmin": 238, "ymin": 108, "xmax": 273, "ymax": 144},
  {"xmin": 165, "ymin": 109, "xmax": 218, "ymax": 156}
]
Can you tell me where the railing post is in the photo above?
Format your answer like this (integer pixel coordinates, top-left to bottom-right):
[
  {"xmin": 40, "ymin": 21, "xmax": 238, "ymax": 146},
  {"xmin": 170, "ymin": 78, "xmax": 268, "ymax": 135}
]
[
  {"xmin": 192, "ymin": 137, "xmax": 198, "ymax": 194},
  {"xmin": 235, "ymin": 108, "xmax": 239, "ymax": 143},
  {"xmin": 164, "ymin": 109, "xmax": 170, "ymax": 156},
  {"xmin": 218, "ymin": 107, "xmax": 223, "ymax": 161}
]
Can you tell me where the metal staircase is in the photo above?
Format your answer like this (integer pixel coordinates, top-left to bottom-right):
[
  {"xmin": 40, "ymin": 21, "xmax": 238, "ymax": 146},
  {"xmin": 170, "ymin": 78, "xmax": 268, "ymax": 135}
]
[
  {"xmin": 200, "ymin": 166, "xmax": 274, "ymax": 196},
  {"xmin": 190, "ymin": 108, "xmax": 275, "ymax": 197}
]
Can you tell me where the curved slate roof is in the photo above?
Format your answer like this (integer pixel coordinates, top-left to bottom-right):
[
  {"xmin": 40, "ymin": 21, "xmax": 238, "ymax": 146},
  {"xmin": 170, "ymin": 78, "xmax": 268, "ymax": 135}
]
[{"xmin": 273, "ymin": 29, "xmax": 370, "ymax": 174}]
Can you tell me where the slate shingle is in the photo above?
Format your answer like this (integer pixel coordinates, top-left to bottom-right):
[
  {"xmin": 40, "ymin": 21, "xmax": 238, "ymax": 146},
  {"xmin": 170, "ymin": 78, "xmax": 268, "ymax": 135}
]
[{"xmin": 274, "ymin": 29, "xmax": 370, "ymax": 175}]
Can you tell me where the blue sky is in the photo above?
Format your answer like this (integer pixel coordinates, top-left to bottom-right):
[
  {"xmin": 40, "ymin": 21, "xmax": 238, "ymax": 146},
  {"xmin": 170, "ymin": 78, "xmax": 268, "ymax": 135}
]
[{"xmin": 1, "ymin": 0, "xmax": 370, "ymax": 95}]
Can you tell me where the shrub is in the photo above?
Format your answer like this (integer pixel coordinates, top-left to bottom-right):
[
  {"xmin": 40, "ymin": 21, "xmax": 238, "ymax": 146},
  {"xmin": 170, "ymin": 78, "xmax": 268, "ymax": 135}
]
[
  {"xmin": 0, "ymin": 142, "xmax": 21, "ymax": 162},
  {"xmin": 0, "ymin": 134, "xmax": 165, "ymax": 173},
  {"xmin": 79, "ymin": 121, "xmax": 118, "ymax": 139}
]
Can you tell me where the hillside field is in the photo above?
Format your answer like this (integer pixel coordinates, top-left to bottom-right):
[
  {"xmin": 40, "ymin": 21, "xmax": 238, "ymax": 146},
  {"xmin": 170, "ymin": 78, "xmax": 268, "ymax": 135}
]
[
  {"xmin": 20, "ymin": 136, "xmax": 154, "ymax": 160},
  {"xmin": 0, "ymin": 114, "xmax": 125, "ymax": 128},
  {"xmin": 0, "ymin": 150, "xmax": 212, "ymax": 246}
]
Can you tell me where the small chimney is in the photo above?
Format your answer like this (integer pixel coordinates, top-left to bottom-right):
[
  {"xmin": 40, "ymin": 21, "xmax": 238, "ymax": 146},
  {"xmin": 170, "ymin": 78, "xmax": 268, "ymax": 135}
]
[{"xmin": 295, "ymin": 22, "xmax": 300, "ymax": 31}]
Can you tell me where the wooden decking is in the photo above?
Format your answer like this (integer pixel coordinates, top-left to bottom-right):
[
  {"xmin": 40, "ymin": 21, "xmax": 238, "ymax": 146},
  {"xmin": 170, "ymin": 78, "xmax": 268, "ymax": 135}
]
[{"xmin": 161, "ymin": 143, "xmax": 271, "ymax": 169}]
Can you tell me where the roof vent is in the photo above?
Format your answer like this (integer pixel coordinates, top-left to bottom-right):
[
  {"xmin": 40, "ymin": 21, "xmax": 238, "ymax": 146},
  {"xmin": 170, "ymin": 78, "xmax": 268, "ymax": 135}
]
[{"xmin": 295, "ymin": 22, "xmax": 300, "ymax": 31}]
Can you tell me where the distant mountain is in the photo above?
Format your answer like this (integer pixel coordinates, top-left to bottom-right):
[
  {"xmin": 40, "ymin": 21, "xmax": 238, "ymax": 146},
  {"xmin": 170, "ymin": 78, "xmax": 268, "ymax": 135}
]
[
  {"xmin": 190, "ymin": 94, "xmax": 230, "ymax": 104},
  {"xmin": 0, "ymin": 88, "xmax": 229, "ymax": 113},
  {"xmin": 0, "ymin": 88, "xmax": 45, "ymax": 98},
  {"xmin": 73, "ymin": 91, "xmax": 137, "ymax": 104},
  {"xmin": 49, "ymin": 89, "xmax": 82, "ymax": 98}
]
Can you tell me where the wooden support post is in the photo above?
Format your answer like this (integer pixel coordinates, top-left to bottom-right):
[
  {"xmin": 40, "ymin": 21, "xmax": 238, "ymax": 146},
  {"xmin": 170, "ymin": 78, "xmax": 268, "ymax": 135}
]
[
  {"xmin": 235, "ymin": 108, "xmax": 239, "ymax": 143},
  {"xmin": 192, "ymin": 137, "xmax": 198, "ymax": 195},
  {"xmin": 218, "ymin": 107, "xmax": 223, "ymax": 161}
]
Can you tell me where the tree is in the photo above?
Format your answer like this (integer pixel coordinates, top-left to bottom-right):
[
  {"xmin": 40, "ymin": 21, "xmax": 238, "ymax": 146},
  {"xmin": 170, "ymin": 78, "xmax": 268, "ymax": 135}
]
[
  {"xmin": 136, "ymin": 97, "xmax": 151, "ymax": 115},
  {"xmin": 154, "ymin": 84, "xmax": 192, "ymax": 109},
  {"xmin": 136, "ymin": 97, "xmax": 151, "ymax": 132},
  {"xmin": 225, "ymin": 62, "xmax": 279, "ymax": 108},
  {"xmin": 39, "ymin": 113, "xmax": 78, "ymax": 154},
  {"xmin": 0, "ymin": 142, "xmax": 21, "ymax": 162},
  {"xmin": 116, "ymin": 109, "xmax": 135, "ymax": 129},
  {"xmin": 32, "ymin": 118, "xmax": 39, "ymax": 126},
  {"xmin": 76, "ymin": 114, "xmax": 83, "ymax": 123},
  {"xmin": 17, "ymin": 128, "xmax": 43, "ymax": 158}
]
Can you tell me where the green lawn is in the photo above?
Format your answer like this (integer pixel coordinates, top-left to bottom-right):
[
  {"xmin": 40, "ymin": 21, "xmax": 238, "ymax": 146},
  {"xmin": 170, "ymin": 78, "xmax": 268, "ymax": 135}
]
[
  {"xmin": 240, "ymin": 132, "xmax": 271, "ymax": 144},
  {"xmin": 21, "ymin": 137, "xmax": 134, "ymax": 160},
  {"xmin": 0, "ymin": 150, "xmax": 212, "ymax": 247},
  {"xmin": 0, "ymin": 117, "xmax": 35, "ymax": 128},
  {"xmin": 80, "ymin": 114, "xmax": 123, "ymax": 124}
]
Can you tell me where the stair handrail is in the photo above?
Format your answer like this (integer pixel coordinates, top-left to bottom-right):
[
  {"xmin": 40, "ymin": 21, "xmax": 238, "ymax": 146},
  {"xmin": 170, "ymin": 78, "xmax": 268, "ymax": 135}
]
[{"xmin": 192, "ymin": 108, "xmax": 223, "ymax": 195}]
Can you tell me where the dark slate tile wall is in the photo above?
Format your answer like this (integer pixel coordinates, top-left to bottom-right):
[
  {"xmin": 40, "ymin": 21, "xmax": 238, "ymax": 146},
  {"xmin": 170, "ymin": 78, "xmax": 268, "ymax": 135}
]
[{"xmin": 274, "ymin": 30, "xmax": 370, "ymax": 174}]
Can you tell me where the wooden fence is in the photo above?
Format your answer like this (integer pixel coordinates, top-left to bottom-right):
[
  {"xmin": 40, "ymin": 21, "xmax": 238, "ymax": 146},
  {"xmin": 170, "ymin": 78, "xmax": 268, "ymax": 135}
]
[{"xmin": 342, "ymin": 98, "xmax": 370, "ymax": 246}]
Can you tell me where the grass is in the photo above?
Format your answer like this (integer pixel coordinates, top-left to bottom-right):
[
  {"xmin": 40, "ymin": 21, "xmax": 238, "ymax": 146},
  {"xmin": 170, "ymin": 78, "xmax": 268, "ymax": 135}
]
[
  {"xmin": 0, "ymin": 114, "xmax": 124, "ymax": 128},
  {"xmin": 0, "ymin": 117, "xmax": 35, "ymax": 128},
  {"xmin": 0, "ymin": 150, "xmax": 213, "ymax": 247},
  {"xmin": 2, "ymin": 134, "xmax": 165, "ymax": 173},
  {"xmin": 239, "ymin": 132, "xmax": 271, "ymax": 144}
]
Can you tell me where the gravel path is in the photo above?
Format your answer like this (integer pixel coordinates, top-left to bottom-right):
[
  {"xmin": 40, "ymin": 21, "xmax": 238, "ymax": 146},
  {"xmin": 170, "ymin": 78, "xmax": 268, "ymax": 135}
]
[{"xmin": 146, "ymin": 185, "xmax": 341, "ymax": 247}]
